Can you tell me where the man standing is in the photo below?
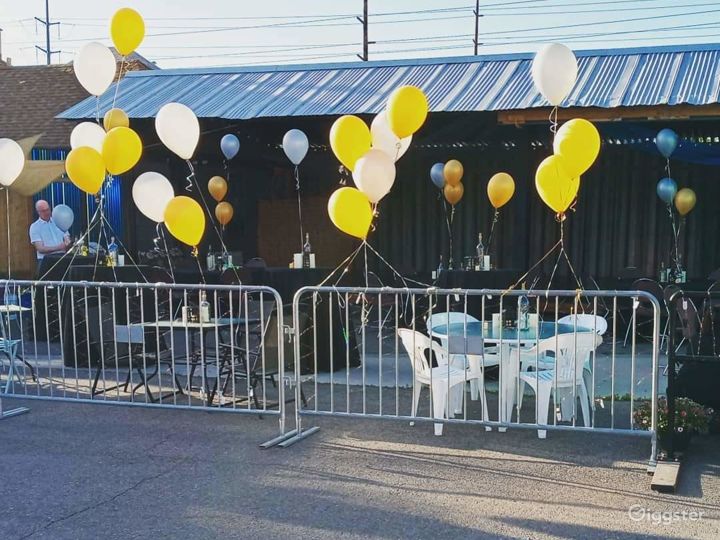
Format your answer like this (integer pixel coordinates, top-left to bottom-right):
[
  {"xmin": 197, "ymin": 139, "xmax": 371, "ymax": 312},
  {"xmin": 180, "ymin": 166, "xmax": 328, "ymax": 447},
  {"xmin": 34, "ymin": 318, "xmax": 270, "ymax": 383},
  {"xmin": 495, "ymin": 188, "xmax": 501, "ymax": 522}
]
[{"xmin": 29, "ymin": 199, "xmax": 71, "ymax": 272}]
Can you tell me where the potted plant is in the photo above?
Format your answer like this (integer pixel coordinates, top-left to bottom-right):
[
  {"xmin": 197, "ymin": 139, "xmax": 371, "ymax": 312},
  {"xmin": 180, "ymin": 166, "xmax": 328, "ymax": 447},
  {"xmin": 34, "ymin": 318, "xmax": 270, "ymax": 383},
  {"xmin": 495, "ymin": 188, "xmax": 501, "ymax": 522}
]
[{"xmin": 634, "ymin": 396, "xmax": 713, "ymax": 454}]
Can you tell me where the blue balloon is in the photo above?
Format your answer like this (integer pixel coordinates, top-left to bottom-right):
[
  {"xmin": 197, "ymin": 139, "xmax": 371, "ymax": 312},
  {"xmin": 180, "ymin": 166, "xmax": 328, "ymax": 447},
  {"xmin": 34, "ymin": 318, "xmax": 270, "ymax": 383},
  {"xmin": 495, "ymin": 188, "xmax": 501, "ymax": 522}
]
[
  {"xmin": 430, "ymin": 162, "xmax": 445, "ymax": 190},
  {"xmin": 282, "ymin": 129, "xmax": 309, "ymax": 165},
  {"xmin": 656, "ymin": 177, "xmax": 678, "ymax": 205},
  {"xmin": 220, "ymin": 134, "xmax": 240, "ymax": 160},
  {"xmin": 656, "ymin": 128, "xmax": 678, "ymax": 159}
]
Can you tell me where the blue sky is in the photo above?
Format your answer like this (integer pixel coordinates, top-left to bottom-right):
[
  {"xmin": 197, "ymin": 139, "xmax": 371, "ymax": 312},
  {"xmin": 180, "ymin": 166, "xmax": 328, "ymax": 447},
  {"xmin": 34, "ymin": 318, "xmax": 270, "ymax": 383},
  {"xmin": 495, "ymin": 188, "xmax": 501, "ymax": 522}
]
[{"xmin": 1, "ymin": 0, "xmax": 719, "ymax": 68}]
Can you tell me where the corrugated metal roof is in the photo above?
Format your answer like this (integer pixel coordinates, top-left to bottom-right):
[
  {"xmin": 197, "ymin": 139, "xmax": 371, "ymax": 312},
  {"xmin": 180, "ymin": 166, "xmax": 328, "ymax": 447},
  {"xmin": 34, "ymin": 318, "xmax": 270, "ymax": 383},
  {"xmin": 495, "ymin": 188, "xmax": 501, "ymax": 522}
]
[{"xmin": 58, "ymin": 43, "xmax": 720, "ymax": 120}]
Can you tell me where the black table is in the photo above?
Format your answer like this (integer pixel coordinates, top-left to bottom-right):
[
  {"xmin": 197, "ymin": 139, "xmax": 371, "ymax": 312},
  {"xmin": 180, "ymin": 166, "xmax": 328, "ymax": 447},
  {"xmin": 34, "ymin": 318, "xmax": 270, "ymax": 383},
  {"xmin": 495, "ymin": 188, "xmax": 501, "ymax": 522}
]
[{"xmin": 237, "ymin": 267, "xmax": 360, "ymax": 373}]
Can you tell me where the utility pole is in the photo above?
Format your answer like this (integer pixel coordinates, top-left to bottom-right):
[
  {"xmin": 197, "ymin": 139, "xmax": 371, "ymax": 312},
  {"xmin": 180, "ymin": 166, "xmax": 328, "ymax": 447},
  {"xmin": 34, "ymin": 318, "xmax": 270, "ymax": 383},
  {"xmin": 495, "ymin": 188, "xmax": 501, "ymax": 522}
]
[
  {"xmin": 0, "ymin": 28, "xmax": 3, "ymax": 61},
  {"xmin": 357, "ymin": 0, "xmax": 374, "ymax": 61},
  {"xmin": 473, "ymin": 0, "xmax": 483, "ymax": 55},
  {"xmin": 35, "ymin": 0, "xmax": 60, "ymax": 65}
]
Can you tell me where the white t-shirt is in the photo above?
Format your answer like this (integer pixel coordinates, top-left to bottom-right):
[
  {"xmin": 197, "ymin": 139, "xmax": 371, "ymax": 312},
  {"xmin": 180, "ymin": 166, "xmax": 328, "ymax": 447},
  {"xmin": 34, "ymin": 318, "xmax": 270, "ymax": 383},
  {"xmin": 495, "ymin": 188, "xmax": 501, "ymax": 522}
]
[{"xmin": 29, "ymin": 218, "xmax": 67, "ymax": 260}]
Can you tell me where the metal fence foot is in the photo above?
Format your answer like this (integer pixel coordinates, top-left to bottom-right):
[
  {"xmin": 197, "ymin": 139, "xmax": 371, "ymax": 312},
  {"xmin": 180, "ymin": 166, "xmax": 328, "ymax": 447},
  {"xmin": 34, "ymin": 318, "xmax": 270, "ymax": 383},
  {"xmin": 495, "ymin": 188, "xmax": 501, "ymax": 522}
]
[
  {"xmin": 1, "ymin": 406, "xmax": 30, "ymax": 419},
  {"xmin": 278, "ymin": 426, "xmax": 320, "ymax": 448},
  {"xmin": 260, "ymin": 429, "xmax": 299, "ymax": 449}
]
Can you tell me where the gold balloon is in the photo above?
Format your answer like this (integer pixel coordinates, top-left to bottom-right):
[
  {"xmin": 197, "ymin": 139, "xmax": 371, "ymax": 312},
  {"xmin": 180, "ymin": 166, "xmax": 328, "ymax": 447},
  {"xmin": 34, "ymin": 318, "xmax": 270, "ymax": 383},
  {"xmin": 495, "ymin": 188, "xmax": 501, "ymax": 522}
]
[
  {"xmin": 443, "ymin": 183, "xmax": 464, "ymax": 206},
  {"xmin": 535, "ymin": 154, "xmax": 579, "ymax": 215},
  {"xmin": 327, "ymin": 187, "xmax": 373, "ymax": 239},
  {"xmin": 386, "ymin": 85, "xmax": 429, "ymax": 139},
  {"xmin": 487, "ymin": 172, "xmax": 515, "ymax": 209},
  {"xmin": 65, "ymin": 146, "xmax": 106, "ymax": 194},
  {"xmin": 215, "ymin": 201, "xmax": 234, "ymax": 226},
  {"xmin": 102, "ymin": 126, "xmax": 142, "ymax": 175},
  {"xmin": 208, "ymin": 176, "xmax": 228, "ymax": 202},
  {"xmin": 553, "ymin": 118, "xmax": 601, "ymax": 177},
  {"xmin": 443, "ymin": 159, "xmax": 464, "ymax": 187},
  {"xmin": 164, "ymin": 196, "xmax": 205, "ymax": 246},
  {"xmin": 674, "ymin": 188, "xmax": 696, "ymax": 216},
  {"xmin": 111, "ymin": 8, "xmax": 145, "ymax": 56},
  {"xmin": 103, "ymin": 108, "xmax": 129, "ymax": 131},
  {"xmin": 329, "ymin": 115, "xmax": 371, "ymax": 171}
]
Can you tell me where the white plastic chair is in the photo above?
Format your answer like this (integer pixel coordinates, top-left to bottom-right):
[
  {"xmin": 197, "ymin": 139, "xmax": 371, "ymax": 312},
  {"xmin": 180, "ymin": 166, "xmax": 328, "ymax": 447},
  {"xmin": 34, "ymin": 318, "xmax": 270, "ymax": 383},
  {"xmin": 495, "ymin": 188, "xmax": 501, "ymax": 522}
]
[
  {"xmin": 426, "ymin": 312, "xmax": 498, "ymax": 403},
  {"xmin": 398, "ymin": 328, "xmax": 480, "ymax": 436},
  {"xmin": 518, "ymin": 332, "xmax": 602, "ymax": 438},
  {"xmin": 558, "ymin": 314, "xmax": 606, "ymax": 411}
]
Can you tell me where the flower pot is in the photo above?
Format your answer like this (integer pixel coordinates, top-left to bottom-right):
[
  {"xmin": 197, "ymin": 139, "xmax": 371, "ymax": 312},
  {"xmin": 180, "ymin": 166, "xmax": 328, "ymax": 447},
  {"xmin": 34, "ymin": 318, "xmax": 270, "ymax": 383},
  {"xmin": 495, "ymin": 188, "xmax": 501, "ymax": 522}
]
[{"xmin": 658, "ymin": 429, "xmax": 692, "ymax": 453}]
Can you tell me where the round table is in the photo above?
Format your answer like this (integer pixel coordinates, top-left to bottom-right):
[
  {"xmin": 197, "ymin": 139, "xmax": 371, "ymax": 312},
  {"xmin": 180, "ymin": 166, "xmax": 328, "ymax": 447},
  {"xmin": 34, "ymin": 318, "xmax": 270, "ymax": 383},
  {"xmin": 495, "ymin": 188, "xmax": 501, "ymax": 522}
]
[{"xmin": 431, "ymin": 321, "xmax": 589, "ymax": 347}]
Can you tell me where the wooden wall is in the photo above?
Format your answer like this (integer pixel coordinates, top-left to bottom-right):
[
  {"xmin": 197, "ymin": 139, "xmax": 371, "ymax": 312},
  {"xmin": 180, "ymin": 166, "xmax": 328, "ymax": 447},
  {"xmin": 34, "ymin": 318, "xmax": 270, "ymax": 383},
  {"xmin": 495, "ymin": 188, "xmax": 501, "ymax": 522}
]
[{"xmin": 0, "ymin": 190, "xmax": 35, "ymax": 278}]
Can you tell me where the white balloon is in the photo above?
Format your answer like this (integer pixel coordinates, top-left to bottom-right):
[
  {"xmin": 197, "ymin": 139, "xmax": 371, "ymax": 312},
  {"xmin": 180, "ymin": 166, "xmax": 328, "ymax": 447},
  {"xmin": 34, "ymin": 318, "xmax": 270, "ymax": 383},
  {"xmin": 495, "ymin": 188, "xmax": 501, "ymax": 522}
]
[
  {"xmin": 155, "ymin": 103, "xmax": 200, "ymax": 160},
  {"xmin": 132, "ymin": 171, "xmax": 175, "ymax": 223},
  {"xmin": 74, "ymin": 42, "xmax": 117, "ymax": 97},
  {"xmin": 282, "ymin": 129, "xmax": 309, "ymax": 165},
  {"xmin": 370, "ymin": 111, "xmax": 411, "ymax": 161},
  {"xmin": 51, "ymin": 204, "xmax": 74, "ymax": 232},
  {"xmin": 0, "ymin": 138, "xmax": 25, "ymax": 186},
  {"xmin": 70, "ymin": 122, "xmax": 106, "ymax": 153},
  {"xmin": 352, "ymin": 149, "xmax": 396, "ymax": 204},
  {"xmin": 531, "ymin": 43, "xmax": 578, "ymax": 106}
]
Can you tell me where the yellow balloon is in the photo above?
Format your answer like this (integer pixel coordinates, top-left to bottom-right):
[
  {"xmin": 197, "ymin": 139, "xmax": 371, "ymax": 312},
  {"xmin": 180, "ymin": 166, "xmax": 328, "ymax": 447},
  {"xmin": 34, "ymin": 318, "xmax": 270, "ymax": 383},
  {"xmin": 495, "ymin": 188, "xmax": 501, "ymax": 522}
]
[
  {"xmin": 208, "ymin": 176, "xmax": 228, "ymax": 202},
  {"xmin": 553, "ymin": 118, "xmax": 600, "ymax": 177},
  {"xmin": 327, "ymin": 187, "xmax": 373, "ymax": 239},
  {"xmin": 164, "ymin": 196, "xmax": 205, "ymax": 246},
  {"xmin": 103, "ymin": 108, "xmax": 129, "ymax": 131},
  {"xmin": 674, "ymin": 188, "xmax": 696, "ymax": 216},
  {"xmin": 110, "ymin": 8, "xmax": 145, "ymax": 56},
  {"xmin": 386, "ymin": 85, "xmax": 429, "ymax": 138},
  {"xmin": 535, "ymin": 155, "xmax": 580, "ymax": 215},
  {"xmin": 444, "ymin": 159, "xmax": 464, "ymax": 186},
  {"xmin": 444, "ymin": 183, "xmax": 464, "ymax": 206},
  {"xmin": 329, "ymin": 115, "xmax": 371, "ymax": 171},
  {"xmin": 215, "ymin": 201, "xmax": 234, "ymax": 226},
  {"xmin": 65, "ymin": 146, "xmax": 106, "ymax": 194},
  {"xmin": 487, "ymin": 172, "xmax": 515, "ymax": 209},
  {"xmin": 102, "ymin": 126, "xmax": 142, "ymax": 175}
]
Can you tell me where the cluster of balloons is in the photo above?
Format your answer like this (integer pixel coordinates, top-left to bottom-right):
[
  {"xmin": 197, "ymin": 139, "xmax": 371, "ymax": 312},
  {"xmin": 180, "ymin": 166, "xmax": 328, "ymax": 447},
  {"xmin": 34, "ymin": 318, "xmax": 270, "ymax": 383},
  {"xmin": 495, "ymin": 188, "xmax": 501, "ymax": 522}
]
[
  {"xmin": 441, "ymin": 160, "xmax": 465, "ymax": 207},
  {"xmin": 655, "ymin": 129, "xmax": 696, "ymax": 217},
  {"xmin": 535, "ymin": 118, "xmax": 600, "ymax": 217},
  {"xmin": 328, "ymin": 85, "xmax": 429, "ymax": 239},
  {"xmin": 132, "ymin": 171, "xmax": 204, "ymax": 247},
  {"xmin": 658, "ymin": 179, "xmax": 696, "ymax": 216},
  {"xmin": 73, "ymin": 8, "xmax": 145, "ymax": 97},
  {"xmin": 66, "ymin": 120, "xmax": 142, "ymax": 193},
  {"xmin": 0, "ymin": 138, "xmax": 25, "ymax": 187},
  {"xmin": 209, "ymin": 176, "xmax": 233, "ymax": 227}
]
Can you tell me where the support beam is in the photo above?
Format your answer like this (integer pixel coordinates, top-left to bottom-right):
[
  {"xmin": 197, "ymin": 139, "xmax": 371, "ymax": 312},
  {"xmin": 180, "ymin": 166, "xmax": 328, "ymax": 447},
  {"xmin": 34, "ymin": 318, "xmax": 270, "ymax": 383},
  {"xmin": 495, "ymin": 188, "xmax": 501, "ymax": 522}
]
[{"xmin": 498, "ymin": 104, "xmax": 720, "ymax": 125}]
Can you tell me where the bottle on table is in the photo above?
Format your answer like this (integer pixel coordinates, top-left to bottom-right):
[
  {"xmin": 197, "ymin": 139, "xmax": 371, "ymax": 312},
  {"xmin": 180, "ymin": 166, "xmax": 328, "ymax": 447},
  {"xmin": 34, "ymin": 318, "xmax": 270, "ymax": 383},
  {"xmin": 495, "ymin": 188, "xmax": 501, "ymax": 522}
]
[
  {"xmin": 206, "ymin": 245, "xmax": 216, "ymax": 271},
  {"xmin": 518, "ymin": 282, "xmax": 530, "ymax": 330},
  {"xmin": 108, "ymin": 237, "xmax": 118, "ymax": 266},
  {"xmin": 659, "ymin": 261, "xmax": 666, "ymax": 282},
  {"xmin": 302, "ymin": 233, "xmax": 312, "ymax": 269},
  {"xmin": 476, "ymin": 233, "xmax": 485, "ymax": 270},
  {"xmin": 199, "ymin": 291, "xmax": 211, "ymax": 323}
]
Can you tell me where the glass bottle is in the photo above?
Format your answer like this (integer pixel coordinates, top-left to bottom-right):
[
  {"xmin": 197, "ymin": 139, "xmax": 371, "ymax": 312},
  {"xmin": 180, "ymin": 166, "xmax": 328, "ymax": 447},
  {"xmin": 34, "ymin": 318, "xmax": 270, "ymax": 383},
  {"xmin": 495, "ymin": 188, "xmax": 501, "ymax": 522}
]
[
  {"xmin": 437, "ymin": 255, "xmax": 445, "ymax": 275},
  {"xmin": 518, "ymin": 282, "xmax": 530, "ymax": 330},
  {"xmin": 206, "ymin": 245, "xmax": 216, "ymax": 271},
  {"xmin": 476, "ymin": 233, "xmax": 485, "ymax": 270},
  {"xmin": 199, "ymin": 291, "xmax": 210, "ymax": 323},
  {"xmin": 659, "ymin": 261, "xmax": 666, "ymax": 282},
  {"xmin": 302, "ymin": 233, "xmax": 312, "ymax": 269},
  {"xmin": 108, "ymin": 237, "xmax": 118, "ymax": 266}
]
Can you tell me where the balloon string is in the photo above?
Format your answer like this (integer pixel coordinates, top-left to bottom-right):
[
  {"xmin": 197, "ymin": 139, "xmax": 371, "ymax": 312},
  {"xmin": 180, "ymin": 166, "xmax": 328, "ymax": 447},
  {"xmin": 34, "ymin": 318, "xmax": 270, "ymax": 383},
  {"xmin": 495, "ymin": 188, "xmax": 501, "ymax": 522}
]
[
  {"xmin": 295, "ymin": 165, "xmax": 304, "ymax": 252},
  {"xmin": 664, "ymin": 157, "xmax": 681, "ymax": 274},
  {"xmin": 110, "ymin": 56, "xmax": 127, "ymax": 112},
  {"xmin": 155, "ymin": 223, "xmax": 176, "ymax": 283},
  {"xmin": 192, "ymin": 247, "xmax": 206, "ymax": 284},
  {"xmin": 185, "ymin": 160, "xmax": 195, "ymax": 192},
  {"xmin": 486, "ymin": 208, "xmax": 500, "ymax": 251},
  {"xmin": 549, "ymin": 106, "xmax": 559, "ymax": 137},
  {"xmin": 4, "ymin": 188, "xmax": 10, "ymax": 278}
]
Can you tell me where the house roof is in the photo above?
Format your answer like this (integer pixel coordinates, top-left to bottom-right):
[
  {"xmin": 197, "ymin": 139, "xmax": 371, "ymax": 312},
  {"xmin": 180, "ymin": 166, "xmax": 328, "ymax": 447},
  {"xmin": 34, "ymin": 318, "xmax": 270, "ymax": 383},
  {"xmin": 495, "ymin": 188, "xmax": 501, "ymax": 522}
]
[
  {"xmin": 0, "ymin": 63, "xmax": 89, "ymax": 148},
  {"xmin": 1, "ymin": 54, "xmax": 157, "ymax": 149},
  {"xmin": 58, "ymin": 42, "xmax": 720, "ymax": 122}
]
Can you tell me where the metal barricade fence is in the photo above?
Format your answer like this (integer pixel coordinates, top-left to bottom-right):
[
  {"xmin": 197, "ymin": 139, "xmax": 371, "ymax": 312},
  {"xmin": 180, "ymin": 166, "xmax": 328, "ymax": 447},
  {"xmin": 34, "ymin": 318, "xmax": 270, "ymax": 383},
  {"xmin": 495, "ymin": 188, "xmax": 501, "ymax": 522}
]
[
  {"xmin": 284, "ymin": 286, "xmax": 661, "ymax": 465},
  {"xmin": 0, "ymin": 279, "xmax": 288, "ymax": 444}
]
